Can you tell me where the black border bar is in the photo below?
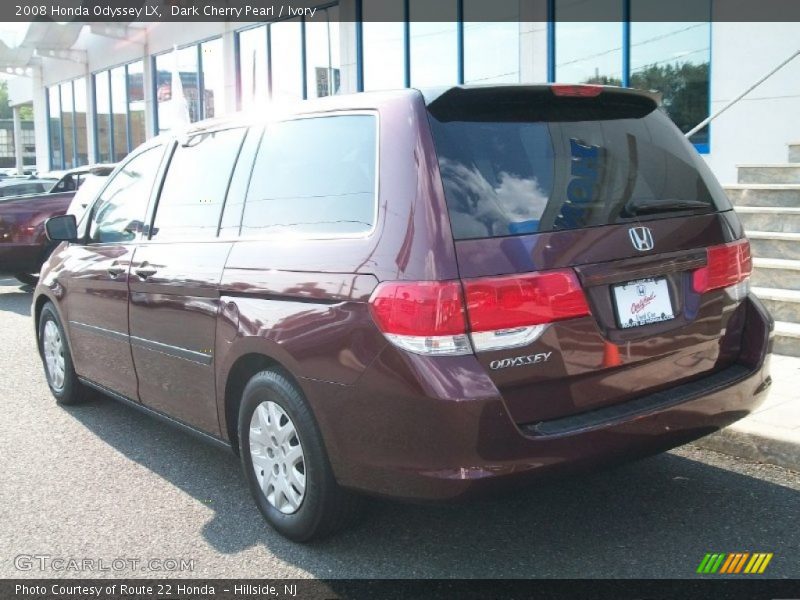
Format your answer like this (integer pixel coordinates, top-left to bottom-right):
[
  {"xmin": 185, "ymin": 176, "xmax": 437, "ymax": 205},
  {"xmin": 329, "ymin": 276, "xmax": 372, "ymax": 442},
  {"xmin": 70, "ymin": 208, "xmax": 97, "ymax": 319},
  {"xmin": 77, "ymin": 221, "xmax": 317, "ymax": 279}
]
[
  {"xmin": 7, "ymin": 0, "xmax": 800, "ymax": 22},
  {"xmin": 4, "ymin": 579, "xmax": 800, "ymax": 600}
]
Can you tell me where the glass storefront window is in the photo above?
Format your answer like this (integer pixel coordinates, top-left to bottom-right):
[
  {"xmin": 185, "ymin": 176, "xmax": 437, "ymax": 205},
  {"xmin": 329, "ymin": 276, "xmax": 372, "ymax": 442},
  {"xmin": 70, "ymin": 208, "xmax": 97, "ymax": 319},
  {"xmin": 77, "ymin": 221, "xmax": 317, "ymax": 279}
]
[
  {"xmin": 94, "ymin": 71, "xmax": 111, "ymax": 163},
  {"xmin": 155, "ymin": 46, "xmax": 199, "ymax": 133},
  {"xmin": 270, "ymin": 19, "xmax": 304, "ymax": 103},
  {"xmin": 48, "ymin": 86, "xmax": 62, "ymax": 170},
  {"xmin": 409, "ymin": 0, "xmax": 458, "ymax": 87},
  {"xmin": 110, "ymin": 66, "xmax": 128, "ymax": 160},
  {"xmin": 72, "ymin": 78, "xmax": 88, "ymax": 166},
  {"xmin": 362, "ymin": 0, "xmax": 405, "ymax": 91},
  {"xmin": 127, "ymin": 61, "xmax": 146, "ymax": 149},
  {"xmin": 555, "ymin": 0, "xmax": 624, "ymax": 85},
  {"xmin": 305, "ymin": 7, "xmax": 341, "ymax": 98},
  {"xmin": 60, "ymin": 81, "xmax": 75, "ymax": 169},
  {"xmin": 629, "ymin": 12, "xmax": 711, "ymax": 145},
  {"xmin": 238, "ymin": 26, "xmax": 268, "ymax": 110},
  {"xmin": 201, "ymin": 38, "xmax": 226, "ymax": 119},
  {"xmin": 464, "ymin": 0, "xmax": 520, "ymax": 84}
]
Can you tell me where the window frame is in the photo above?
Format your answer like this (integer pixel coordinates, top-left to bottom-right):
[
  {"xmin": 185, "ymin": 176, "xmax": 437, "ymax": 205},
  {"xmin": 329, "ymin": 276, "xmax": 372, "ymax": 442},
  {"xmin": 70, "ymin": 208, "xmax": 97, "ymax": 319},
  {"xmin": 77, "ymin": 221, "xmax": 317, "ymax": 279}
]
[
  {"xmin": 144, "ymin": 125, "xmax": 248, "ymax": 243},
  {"xmin": 234, "ymin": 109, "xmax": 381, "ymax": 242}
]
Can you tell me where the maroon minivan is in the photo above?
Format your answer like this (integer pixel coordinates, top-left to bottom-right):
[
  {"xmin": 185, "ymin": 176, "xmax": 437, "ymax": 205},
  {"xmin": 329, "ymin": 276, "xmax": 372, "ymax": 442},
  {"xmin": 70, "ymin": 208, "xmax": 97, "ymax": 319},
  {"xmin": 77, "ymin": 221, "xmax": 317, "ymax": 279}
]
[{"xmin": 35, "ymin": 85, "xmax": 773, "ymax": 541}]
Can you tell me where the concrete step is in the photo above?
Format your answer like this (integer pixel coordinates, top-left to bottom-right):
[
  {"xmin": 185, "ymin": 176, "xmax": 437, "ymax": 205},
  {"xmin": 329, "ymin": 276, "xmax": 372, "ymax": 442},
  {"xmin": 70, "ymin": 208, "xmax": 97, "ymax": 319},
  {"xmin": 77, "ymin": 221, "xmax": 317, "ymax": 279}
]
[
  {"xmin": 736, "ymin": 206, "xmax": 800, "ymax": 232},
  {"xmin": 773, "ymin": 321, "xmax": 800, "ymax": 357},
  {"xmin": 752, "ymin": 287, "xmax": 800, "ymax": 323},
  {"xmin": 737, "ymin": 164, "xmax": 800, "ymax": 184},
  {"xmin": 724, "ymin": 184, "xmax": 800, "ymax": 207},
  {"xmin": 752, "ymin": 257, "xmax": 800, "ymax": 290},
  {"xmin": 789, "ymin": 143, "xmax": 800, "ymax": 163},
  {"xmin": 747, "ymin": 231, "xmax": 800, "ymax": 260}
]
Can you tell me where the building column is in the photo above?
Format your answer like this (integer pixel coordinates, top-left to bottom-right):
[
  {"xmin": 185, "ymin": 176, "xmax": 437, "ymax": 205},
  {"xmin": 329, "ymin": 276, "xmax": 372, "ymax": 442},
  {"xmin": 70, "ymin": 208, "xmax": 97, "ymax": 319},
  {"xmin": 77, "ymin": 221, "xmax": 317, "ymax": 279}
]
[
  {"xmin": 12, "ymin": 105, "xmax": 23, "ymax": 175},
  {"xmin": 31, "ymin": 66, "xmax": 49, "ymax": 172}
]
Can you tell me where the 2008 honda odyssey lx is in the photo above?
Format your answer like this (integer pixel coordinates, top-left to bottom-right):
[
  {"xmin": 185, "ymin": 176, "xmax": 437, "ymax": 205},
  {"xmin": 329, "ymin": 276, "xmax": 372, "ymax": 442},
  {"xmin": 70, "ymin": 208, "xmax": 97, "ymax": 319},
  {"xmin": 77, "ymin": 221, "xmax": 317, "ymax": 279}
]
[{"xmin": 35, "ymin": 85, "xmax": 773, "ymax": 541}]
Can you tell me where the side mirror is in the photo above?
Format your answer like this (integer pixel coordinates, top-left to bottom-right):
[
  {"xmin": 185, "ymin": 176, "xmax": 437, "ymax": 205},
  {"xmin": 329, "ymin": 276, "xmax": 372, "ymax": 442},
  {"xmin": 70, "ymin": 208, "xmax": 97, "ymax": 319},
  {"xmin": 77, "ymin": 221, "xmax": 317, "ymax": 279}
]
[{"xmin": 45, "ymin": 214, "xmax": 79, "ymax": 242}]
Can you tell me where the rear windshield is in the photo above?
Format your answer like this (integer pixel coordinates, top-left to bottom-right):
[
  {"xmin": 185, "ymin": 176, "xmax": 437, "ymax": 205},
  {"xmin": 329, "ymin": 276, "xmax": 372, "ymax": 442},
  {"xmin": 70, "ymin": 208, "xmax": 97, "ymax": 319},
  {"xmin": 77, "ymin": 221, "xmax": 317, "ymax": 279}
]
[{"xmin": 427, "ymin": 91, "xmax": 731, "ymax": 240}]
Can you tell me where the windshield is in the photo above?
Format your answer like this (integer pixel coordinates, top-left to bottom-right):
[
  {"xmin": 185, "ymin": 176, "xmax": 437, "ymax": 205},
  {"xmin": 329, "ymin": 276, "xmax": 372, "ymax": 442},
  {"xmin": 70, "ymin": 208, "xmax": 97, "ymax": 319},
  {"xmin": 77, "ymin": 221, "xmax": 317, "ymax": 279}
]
[{"xmin": 428, "ymin": 99, "xmax": 731, "ymax": 240}]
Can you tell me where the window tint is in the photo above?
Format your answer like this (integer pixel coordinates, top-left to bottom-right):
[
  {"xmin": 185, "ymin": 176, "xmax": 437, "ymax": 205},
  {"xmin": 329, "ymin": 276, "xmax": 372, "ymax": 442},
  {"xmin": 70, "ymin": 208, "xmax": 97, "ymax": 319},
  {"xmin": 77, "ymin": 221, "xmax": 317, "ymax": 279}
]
[
  {"xmin": 428, "ymin": 92, "xmax": 730, "ymax": 240},
  {"xmin": 151, "ymin": 128, "xmax": 246, "ymax": 240},
  {"xmin": 242, "ymin": 115, "xmax": 376, "ymax": 237},
  {"xmin": 89, "ymin": 147, "xmax": 163, "ymax": 244}
]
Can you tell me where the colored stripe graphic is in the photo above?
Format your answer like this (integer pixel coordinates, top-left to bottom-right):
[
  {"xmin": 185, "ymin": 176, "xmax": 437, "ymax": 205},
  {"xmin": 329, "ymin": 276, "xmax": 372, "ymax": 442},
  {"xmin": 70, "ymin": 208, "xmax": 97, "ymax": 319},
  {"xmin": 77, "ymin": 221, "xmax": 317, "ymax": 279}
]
[
  {"xmin": 698, "ymin": 552, "xmax": 773, "ymax": 574},
  {"xmin": 734, "ymin": 553, "xmax": 750, "ymax": 573},
  {"xmin": 719, "ymin": 554, "xmax": 736, "ymax": 574}
]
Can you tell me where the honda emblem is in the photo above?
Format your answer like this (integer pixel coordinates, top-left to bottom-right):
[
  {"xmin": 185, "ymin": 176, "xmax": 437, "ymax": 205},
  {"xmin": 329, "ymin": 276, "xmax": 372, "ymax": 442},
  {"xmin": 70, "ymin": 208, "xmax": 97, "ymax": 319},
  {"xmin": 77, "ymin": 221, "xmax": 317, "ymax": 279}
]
[{"xmin": 629, "ymin": 226, "xmax": 654, "ymax": 252}]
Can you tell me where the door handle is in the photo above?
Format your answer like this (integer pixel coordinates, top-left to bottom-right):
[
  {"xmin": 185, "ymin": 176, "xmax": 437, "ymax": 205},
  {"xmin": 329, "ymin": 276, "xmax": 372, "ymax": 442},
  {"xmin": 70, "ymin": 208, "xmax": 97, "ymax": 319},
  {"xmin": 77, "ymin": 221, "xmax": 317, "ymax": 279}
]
[
  {"xmin": 107, "ymin": 262, "xmax": 125, "ymax": 278},
  {"xmin": 135, "ymin": 265, "xmax": 158, "ymax": 279}
]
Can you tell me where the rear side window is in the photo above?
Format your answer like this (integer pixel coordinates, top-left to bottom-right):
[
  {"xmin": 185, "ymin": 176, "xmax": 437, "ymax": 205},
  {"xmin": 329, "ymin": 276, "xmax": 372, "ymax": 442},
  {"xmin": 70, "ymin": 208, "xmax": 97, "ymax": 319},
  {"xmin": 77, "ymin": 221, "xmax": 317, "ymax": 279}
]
[
  {"xmin": 151, "ymin": 128, "xmax": 246, "ymax": 240},
  {"xmin": 428, "ymin": 91, "xmax": 731, "ymax": 240},
  {"xmin": 241, "ymin": 115, "xmax": 377, "ymax": 237}
]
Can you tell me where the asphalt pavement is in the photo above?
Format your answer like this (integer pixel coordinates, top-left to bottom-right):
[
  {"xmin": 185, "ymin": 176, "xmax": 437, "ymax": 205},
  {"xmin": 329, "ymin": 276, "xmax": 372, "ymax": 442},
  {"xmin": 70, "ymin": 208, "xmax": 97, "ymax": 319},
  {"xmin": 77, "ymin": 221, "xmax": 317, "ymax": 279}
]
[{"xmin": 0, "ymin": 276, "xmax": 798, "ymax": 579}]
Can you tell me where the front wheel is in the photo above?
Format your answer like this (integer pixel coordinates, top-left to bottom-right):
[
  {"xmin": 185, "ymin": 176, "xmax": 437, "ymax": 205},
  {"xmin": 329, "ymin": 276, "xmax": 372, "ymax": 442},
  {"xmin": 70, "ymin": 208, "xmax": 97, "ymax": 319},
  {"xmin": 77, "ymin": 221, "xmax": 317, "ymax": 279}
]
[
  {"xmin": 38, "ymin": 302, "xmax": 86, "ymax": 405},
  {"xmin": 238, "ymin": 369, "xmax": 363, "ymax": 542}
]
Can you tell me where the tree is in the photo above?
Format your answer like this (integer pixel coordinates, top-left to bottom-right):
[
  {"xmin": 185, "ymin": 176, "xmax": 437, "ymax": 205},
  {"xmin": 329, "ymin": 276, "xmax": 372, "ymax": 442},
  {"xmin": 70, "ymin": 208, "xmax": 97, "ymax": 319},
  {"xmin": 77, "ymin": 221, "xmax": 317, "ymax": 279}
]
[
  {"xmin": 630, "ymin": 62, "xmax": 710, "ymax": 138},
  {"xmin": 0, "ymin": 80, "xmax": 33, "ymax": 120}
]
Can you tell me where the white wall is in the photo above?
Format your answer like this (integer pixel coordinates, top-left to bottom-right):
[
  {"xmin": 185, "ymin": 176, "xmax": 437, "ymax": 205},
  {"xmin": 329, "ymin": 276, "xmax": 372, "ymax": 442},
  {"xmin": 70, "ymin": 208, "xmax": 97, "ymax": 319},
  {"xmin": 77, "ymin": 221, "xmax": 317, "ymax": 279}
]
[{"xmin": 703, "ymin": 22, "xmax": 800, "ymax": 183}]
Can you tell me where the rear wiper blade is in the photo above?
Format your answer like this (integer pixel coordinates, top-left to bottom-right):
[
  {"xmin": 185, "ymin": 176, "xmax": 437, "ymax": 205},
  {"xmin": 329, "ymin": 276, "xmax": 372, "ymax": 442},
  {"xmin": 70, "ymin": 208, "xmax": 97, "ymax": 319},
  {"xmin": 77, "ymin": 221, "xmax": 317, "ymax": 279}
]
[{"xmin": 621, "ymin": 199, "xmax": 712, "ymax": 217}]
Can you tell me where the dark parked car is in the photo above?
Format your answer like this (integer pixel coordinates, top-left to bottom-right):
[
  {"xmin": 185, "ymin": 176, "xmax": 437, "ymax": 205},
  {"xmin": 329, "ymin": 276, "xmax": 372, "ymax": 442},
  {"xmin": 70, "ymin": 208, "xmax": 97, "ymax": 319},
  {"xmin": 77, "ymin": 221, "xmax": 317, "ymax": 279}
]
[
  {"xmin": 0, "ymin": 165, "xmax": 113, "ymax": 284},
  {"xmin": 0, "ymin": 177, "xmax": 57, "ymax": 198},
  {"xmin": 35, "ymin": 85, "xmax": 772, "ymax": 541}
]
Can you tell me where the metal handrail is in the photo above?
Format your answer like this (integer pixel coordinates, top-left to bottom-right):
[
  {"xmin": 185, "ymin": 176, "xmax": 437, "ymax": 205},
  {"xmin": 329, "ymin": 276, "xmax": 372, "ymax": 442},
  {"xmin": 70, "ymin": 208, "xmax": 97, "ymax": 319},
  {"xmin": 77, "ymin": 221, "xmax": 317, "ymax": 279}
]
[{"xmin": 685, "ymin": 48, "xmax": 800, "ymax": 138}]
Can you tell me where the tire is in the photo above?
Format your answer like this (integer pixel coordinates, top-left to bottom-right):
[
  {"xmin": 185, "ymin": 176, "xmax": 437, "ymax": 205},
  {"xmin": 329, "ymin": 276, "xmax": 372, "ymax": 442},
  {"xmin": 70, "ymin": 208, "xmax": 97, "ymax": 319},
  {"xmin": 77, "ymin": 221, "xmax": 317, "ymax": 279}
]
[
  {"xmin": 38, "ymin": 302, "xmax": 86, "ymax": 405},
  {"xmin": 238, "ymin": 369, "xmax": 363, "ymax": 542},
  {"xmin": 14, "ymin": 273, "xmax": 38, "ymax": 286}
]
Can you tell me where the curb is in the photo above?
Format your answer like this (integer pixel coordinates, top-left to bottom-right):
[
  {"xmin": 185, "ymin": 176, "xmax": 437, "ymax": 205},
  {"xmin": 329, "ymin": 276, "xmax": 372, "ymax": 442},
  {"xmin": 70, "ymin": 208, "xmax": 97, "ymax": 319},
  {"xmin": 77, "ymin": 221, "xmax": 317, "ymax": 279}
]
[{"xmin": 692, "ymin": 422, "xmax": 800, "ymax": 472}]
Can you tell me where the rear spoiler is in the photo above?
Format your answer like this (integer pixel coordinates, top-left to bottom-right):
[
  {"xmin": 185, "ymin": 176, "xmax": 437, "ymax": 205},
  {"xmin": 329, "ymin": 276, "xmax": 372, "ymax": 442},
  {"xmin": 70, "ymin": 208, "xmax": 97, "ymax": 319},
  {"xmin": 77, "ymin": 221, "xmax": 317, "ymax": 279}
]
[{"xmin": 424, "ymin": 84, "xmax": 660, "ymax": 122}]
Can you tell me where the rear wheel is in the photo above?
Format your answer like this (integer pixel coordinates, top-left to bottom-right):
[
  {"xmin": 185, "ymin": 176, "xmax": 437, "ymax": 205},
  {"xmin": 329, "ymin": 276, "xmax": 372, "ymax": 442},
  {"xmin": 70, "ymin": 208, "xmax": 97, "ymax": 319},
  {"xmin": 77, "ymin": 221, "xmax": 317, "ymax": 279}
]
[
  {"xmin": 238, "ymin": 369, "xmax": 363, "ymax": 541},
  {"xmin": 38, "ymin": 302, "xmax": 86, "ymax": 405}
]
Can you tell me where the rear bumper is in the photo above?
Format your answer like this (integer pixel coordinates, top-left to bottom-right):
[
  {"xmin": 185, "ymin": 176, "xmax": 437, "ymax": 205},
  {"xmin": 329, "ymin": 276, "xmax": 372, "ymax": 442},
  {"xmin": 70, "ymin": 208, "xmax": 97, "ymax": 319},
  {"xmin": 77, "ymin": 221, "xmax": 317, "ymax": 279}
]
[
  {"xmin": 305, "ymin": 294, "xmax": 773, "ymax": 501},
  {"xmin": 0, "ymin": 242, "xmax": 46, "ymax": 274}
]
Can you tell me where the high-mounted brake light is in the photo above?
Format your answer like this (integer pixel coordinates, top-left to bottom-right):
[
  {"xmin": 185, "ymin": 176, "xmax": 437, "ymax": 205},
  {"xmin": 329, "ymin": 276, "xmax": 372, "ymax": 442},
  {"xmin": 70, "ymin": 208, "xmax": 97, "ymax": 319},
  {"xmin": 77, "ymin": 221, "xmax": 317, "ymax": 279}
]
[
  {"xmin": 369, "ymin": 270, "xmax": 591, "ymax": 356},
  {"xmin": 692, "ymin": 239, "xmax": 752, "ymax": 294},
  {"xmin": 551, "ymin": 84, "xmax": 604, "ymax": 98}
]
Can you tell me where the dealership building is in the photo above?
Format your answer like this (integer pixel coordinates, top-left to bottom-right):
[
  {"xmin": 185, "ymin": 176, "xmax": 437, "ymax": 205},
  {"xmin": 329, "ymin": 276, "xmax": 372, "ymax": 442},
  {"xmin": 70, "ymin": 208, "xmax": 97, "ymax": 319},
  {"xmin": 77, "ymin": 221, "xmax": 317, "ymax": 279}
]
[
  {"xmin": 1, "ymin": 3, "xmax": 799, "ymax": 354},
  {"xmin": 0, "ymin": 4, "xmax": 799, "ymax": 184}
]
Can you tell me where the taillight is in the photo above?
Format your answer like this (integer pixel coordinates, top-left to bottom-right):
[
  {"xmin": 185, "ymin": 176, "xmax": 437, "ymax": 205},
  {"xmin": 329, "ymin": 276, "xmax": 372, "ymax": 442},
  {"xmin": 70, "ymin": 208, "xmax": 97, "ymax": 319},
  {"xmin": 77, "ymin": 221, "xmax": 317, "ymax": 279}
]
[
  {"xmin": 692, "ymin": 239, "xmax": 752, "ymax": 294},
  {"xmin": 464, "ymin": 270, "xmax": 590, "ymax": 351},
  {"xmin": 551, "ymin": 84, "xmax": 603, "ymax": 97},
  {"xmin": 368, "ymin": 281, "xmax": 471, "ymax": 356},
  {"xmin": 369, "ymin": 270, "xmax": 591, "ymax": 355}
]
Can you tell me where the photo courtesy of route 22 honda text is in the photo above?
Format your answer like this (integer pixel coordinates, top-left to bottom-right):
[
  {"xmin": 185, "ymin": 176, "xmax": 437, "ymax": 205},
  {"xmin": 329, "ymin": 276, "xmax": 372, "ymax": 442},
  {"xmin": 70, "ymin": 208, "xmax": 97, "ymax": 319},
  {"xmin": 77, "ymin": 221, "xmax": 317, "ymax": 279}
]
[{"xmin": 35, "ymin": 84, "xmax": 773, "ymax": 542}]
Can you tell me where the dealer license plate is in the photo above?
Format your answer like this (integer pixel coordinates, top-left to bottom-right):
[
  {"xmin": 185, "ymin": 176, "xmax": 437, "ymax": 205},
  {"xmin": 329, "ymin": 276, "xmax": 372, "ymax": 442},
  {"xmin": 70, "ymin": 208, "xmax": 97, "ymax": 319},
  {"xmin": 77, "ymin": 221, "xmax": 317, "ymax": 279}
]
[{"xmin": 612, "ymin": 277, "xmax": 675, "ymax": 329}]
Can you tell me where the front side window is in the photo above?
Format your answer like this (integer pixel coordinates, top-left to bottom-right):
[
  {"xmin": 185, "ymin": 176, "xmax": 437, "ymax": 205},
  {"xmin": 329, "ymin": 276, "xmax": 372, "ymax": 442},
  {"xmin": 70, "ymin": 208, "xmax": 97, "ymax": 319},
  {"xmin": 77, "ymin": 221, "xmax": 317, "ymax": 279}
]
[
  {"xmin": 89, "ymin": 147, "xmax": 163, "ymax": 244},
  {"xmin": 241, "ymin": 115, "xmax": 377, "ymax": 237},
  {"xmin": 151, "ymin": 128, "xmax": 246, "ymax": 241}
]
